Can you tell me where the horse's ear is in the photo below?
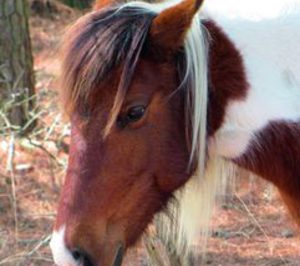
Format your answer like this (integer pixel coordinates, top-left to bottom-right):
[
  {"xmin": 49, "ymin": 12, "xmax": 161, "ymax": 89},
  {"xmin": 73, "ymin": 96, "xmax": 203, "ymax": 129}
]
[{"xmin": 150, "ymin": 0, "xmax": 204, "ymax": 53}]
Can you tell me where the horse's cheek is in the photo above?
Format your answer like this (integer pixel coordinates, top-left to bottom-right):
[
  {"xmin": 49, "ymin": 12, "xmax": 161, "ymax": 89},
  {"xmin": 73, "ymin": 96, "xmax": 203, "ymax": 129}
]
[
  {"xmin": 156, "ymin": 171, "xmax": 190, "ymax": 192},
  {"xmin": 154, "ymin": 146, "xmax": 190, "ymax": 192}
]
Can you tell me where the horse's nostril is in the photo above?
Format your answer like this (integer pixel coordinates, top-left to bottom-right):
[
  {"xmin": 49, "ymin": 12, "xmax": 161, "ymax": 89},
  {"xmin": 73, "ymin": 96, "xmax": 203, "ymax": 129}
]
[
  {"xmin": 72, "ymin": 249, "xmax": 82, "ymax": 261},
  {"xmin": 82, "ymin": 257, "xmax": 94, "ymax": 266},
  {"xmin": 71, "ymin": 249, "xmax": 94, "ymax": 266}
]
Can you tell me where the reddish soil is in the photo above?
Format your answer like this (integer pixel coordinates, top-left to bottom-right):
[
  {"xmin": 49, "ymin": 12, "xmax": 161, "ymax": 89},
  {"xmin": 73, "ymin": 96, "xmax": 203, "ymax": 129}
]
[
  {"xmin": 0, "ymin": 4, "xmax": 299, "ymax": 266},
  {"xmin": 204, "ymin": 181, "xmax": 300, "ymax": 266}
]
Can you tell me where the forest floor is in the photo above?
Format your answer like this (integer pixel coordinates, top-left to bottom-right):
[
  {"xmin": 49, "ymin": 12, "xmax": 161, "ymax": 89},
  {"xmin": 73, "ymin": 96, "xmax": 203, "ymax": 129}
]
[{"xmin": 0, "ymin": 3, "xmax": 300, "ymax": 266}]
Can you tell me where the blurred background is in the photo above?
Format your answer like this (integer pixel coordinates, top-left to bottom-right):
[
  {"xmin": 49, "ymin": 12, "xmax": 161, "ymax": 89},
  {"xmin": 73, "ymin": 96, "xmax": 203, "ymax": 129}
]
[{"xmin": 0, "ymin": 0, "xmax": 299, "ymax": 265}]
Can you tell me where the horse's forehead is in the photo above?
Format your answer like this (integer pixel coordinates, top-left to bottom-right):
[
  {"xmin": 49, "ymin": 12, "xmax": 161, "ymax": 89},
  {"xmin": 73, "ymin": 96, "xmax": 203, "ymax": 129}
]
[
  {"xmin": 91, "ymin": 59, "xmax": 175, "ymax": 106},
  {"xmin": 71, "ymin": 59, "xmax": 176, "ymax": 133},
  {"xmin": 129, "ymin": 60, "xmax": 176, "ymax": 91}
]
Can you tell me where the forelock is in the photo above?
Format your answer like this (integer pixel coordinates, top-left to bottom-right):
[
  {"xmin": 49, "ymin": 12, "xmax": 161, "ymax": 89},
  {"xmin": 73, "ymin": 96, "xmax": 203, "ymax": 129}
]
[{"xmin": 60, "ymin": 5, "xmax": 156, "ymax": 115}]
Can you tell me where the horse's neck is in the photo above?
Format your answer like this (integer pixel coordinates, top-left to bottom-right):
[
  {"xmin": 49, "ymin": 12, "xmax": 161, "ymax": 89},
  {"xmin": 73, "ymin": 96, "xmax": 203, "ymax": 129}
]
[{"xmin": 206, "ymin": 15, "xmax": 300, "ymax": 214}]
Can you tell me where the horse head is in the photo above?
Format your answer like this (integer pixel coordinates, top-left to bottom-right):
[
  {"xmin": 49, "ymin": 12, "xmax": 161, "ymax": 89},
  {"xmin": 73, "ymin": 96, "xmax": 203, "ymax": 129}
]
[{"xmin": 50, "ymin": 0, "xmax": 206, "ymax": 265}]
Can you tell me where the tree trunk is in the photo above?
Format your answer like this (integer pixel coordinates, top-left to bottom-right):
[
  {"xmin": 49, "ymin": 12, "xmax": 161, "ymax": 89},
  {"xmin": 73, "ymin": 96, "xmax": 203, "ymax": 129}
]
[{"xmin": 0, "ymin": 0, "xmax": 35, "ymax": 135}]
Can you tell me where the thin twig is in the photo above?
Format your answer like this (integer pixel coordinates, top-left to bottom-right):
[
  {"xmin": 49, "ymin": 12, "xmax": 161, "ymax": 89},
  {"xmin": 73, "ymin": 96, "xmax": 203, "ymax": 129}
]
[
  {"xmin": 26, "ymin": 137, "xmax": 66, "ymax": 167},
  {"xmin": 44, "ymin": 113, "xmax": 61, "ymax": 141},
  {"xmin": 6, "ymin": 132, "xmax": 19, "ymax": 249},
  {"xmin": 235, "ymin": 193, "xmax": 289, "ymax": 266},
  {"xmin": 26, "ymin": 234, "xmax": 52, "ymax": 256},
  {"xmin": 21, "ymin": 109, "xmax": 44, "ymax": 132}
]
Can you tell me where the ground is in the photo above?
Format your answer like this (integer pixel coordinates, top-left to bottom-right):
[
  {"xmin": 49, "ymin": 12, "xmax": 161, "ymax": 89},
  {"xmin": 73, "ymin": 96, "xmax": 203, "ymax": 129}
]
[{"xmin": 0, "ymin": 4, "xmax": 300, "ymax": 266}]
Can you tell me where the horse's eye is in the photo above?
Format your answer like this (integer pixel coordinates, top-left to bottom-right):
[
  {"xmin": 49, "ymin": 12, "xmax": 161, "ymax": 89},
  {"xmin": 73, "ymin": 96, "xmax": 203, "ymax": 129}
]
[
  {"xmin": 126, "ymin": 105, "xmax": 145, "ymax": 122},
  {"xmin": 117, "ymin": 105, "xmax": 146, "ymax": 128}
]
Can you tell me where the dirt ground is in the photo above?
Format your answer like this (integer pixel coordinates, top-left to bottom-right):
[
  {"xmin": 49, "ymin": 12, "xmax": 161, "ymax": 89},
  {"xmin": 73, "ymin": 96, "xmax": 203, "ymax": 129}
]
[{"xmin": 0, "ymin": 4, "xmax": 300, "ymax": 266}]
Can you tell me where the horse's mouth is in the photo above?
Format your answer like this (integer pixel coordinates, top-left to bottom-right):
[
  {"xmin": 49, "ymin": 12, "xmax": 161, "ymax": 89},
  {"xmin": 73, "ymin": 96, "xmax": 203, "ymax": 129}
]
[{"xmin": 77, "ymin": 242, "xmax": 124, "ymax": 266}]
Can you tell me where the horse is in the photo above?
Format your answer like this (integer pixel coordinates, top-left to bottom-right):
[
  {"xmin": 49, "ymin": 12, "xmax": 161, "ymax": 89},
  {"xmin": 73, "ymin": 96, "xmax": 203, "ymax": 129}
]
[{"xmin": 49, "ymin": 0, "xmax": 300, "ymax": 265}]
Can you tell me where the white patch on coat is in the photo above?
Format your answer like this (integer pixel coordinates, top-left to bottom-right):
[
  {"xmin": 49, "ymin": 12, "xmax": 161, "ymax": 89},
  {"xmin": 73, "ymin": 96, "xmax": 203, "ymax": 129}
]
[
  {"xmin": 50, "ymin": 226, "xmax": 78, "ymax": 266},
  {"xmin": 208, "ymin": 7, "xmax": 300, "ymax": 158}
]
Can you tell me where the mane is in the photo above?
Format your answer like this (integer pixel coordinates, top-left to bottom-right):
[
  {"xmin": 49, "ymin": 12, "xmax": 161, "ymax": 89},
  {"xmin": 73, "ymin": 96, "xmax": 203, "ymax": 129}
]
[
  {"xmin": 60, "ymin": 5, "xmax": 155, "ymax": 122},
  {"xmin": 60, "ymin": 0, "xmax": 231, "ymax": 259}
]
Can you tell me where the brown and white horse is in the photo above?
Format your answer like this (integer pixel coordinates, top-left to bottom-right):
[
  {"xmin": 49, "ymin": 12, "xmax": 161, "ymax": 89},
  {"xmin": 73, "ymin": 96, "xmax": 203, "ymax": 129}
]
[{"xmin": 50, "ymin": 0, "xmax": 300, "ymax": 265}]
